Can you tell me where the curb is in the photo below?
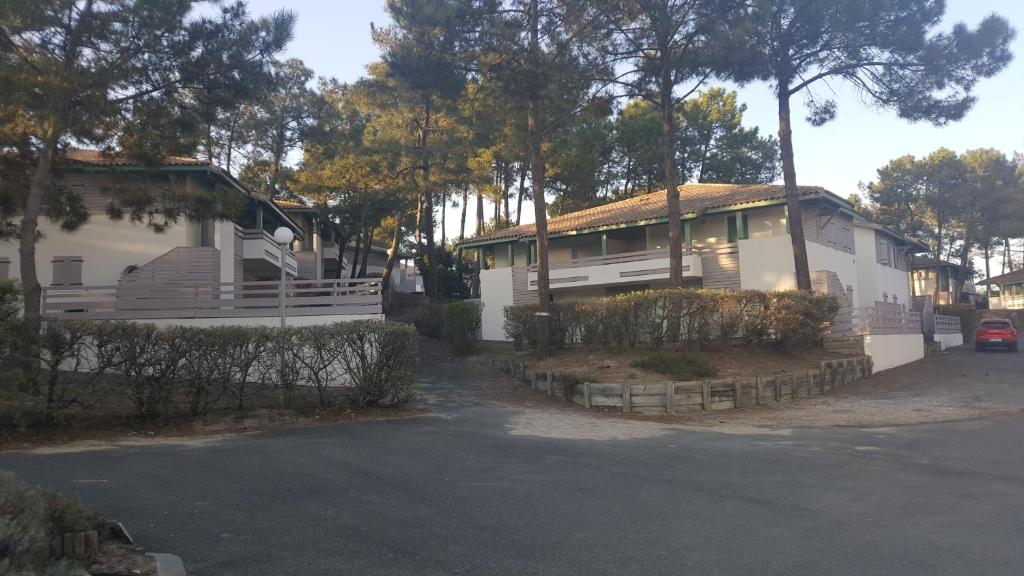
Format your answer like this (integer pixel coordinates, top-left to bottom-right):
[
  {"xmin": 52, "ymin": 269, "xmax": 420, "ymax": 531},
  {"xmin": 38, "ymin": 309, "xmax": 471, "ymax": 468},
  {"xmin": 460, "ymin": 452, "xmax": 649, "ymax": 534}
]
[{"xmin": 148, "ymin": 553, "xmax": 187, "ymax": 576}]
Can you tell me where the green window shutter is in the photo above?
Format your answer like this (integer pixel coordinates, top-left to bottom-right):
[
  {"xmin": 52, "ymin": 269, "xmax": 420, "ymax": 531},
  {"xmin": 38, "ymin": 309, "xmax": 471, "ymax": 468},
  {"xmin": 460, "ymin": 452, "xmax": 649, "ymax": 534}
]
[
  {"xmin": 741, "ymin": 214, "xmax": 749, "ymax": 240},
  {"xmin": 727, "ymin": 215, "xmax": 738, "ymax": 243}
]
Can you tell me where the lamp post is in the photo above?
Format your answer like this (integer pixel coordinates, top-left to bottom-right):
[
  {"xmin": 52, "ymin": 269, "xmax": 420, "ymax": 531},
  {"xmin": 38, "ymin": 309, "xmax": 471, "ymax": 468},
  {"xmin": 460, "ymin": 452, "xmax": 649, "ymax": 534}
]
[{"xmin": 273, "ymin": 226, "xmax": 295, "ymax": 328}]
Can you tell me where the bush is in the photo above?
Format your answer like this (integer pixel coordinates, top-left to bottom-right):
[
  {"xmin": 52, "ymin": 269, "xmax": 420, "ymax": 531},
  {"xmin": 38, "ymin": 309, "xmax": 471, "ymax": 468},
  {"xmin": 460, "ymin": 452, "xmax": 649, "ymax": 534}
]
[
  {"xmin": 0, "ymin": 471, "xmax": 96, "ymax": 575},
  {"xmin": 23, "ymin": 320, "xmax": 420, "ymax": 419},
  {"xmin": 503, "ymin": 288, "xmax": 838, "ymax": 353},
  {"xmin": 443, "ymin": 301, "xmax": 482, "ymax": 355},
  {"xmin": 631, "ymin": 351, "xmax": 718, "ymax": 381},
  {"xmin": 414, "ymin": 302, "xmax": 445, "ymax": 339},
  {"xmin": 336, "ymin": 321, "xmax": 419, "ymax": 407}
]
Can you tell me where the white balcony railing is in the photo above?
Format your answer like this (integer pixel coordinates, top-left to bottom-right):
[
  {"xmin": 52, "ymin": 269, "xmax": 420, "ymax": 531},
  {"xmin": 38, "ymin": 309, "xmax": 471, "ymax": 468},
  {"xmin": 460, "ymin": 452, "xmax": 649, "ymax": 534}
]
[
  {"xmin": 242, "ymin": 229, "xmax": 298, "ymax": 276},
  {"xmin": 853, "ymin": 305, "xmax": 922, "ymax": 335},
  {"xmin": 527, "ymin": 248, "xmax": 701, "ymax": 291},
  {"xmin": 41, "ymin": 279, "xmax": 382, "ymax": 321},
  {"xmin": 934, "ymin": 314, "xmax": 962, "ymax": 334}
]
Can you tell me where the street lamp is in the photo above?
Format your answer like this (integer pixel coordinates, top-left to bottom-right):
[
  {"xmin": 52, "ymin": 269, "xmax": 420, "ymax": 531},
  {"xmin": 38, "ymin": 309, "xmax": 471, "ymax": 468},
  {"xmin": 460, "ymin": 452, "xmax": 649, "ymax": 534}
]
[{"xmin": 273, "ymin": 226, "xmax": 294, "ymax": 328}]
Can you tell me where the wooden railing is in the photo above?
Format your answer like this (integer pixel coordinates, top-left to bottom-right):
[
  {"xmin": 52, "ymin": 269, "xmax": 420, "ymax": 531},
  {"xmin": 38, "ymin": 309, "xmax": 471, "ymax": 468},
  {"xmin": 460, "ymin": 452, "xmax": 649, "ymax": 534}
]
[
  {"xmin": 41, "ymin": 279, "xmax": 382, "ymax": 320},
  {"xmin": 852, "ymin": 305, "xmax": 922, "ymax": 335}
]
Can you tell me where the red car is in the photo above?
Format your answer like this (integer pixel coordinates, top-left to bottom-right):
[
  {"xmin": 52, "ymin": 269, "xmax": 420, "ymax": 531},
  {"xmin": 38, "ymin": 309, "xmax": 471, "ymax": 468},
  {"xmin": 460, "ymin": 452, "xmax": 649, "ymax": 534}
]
[{"xmin": 974, "ymin": 318, "xmax": 1018, "ymax": 352}]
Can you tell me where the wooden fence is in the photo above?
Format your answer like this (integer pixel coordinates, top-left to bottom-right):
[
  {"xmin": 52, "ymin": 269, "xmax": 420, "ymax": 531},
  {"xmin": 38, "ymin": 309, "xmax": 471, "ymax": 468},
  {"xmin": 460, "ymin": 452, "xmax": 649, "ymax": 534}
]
[
  {"xmin": 41, "ymin": 279, "xmax": 382, "ymax": 321},
  {"xmin": 492, "ymin": 356, "xmax": 873, "ymax": 415}
]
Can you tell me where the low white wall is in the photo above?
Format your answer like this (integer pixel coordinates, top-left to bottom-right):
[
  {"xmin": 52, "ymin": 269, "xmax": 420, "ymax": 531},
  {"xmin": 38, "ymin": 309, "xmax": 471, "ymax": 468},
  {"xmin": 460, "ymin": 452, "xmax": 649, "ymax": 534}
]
[
  {"xmin": 480, "ymin": 267, "xmax": 514, "ymax": 341},
  {"xmin": 934, "ymin": 332, "xmax": 964, "ymax": 351},
  {"xmin": 863, "ymin": 333, "xmax": 925, "ymax": 372}
]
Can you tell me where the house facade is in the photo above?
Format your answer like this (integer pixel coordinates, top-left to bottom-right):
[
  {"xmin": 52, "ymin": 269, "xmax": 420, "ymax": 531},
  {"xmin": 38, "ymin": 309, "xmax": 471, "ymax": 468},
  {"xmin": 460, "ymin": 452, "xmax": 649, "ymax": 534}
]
[
  {"xmin": 459, "ymin": 183, "xmax": 927, "ymax": 344},
  {"xmin": 910, "ymin": 257, "xmax": 979, "ymax": 306},
  {"xmin": 0, "ymin": 149, "xmax": 382, "ymax": 324},
  {"xmin": 982, "ymin": 269, "xmax": 1024, "ymax": 310}
]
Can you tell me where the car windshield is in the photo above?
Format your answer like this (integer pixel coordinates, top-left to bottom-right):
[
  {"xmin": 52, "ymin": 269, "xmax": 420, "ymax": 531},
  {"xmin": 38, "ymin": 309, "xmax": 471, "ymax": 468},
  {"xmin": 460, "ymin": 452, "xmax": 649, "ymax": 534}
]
[{"xmin": 980, "ymin": 321, "xmax": 1012, "ymax": 330}]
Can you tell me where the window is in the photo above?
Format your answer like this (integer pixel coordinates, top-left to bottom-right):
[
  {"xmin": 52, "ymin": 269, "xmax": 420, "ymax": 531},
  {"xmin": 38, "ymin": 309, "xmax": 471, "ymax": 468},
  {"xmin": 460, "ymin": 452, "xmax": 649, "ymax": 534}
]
[
  {"xmin": 727, "ymin": 214, "xmax": 748, "ymax": 243},
  {"xmin": 939, "ymin": 268, "xmax": 951, "ymax": 292},
  {"xmin": 51, "ymin": 256, "xmax": 83, "ymax": 286}
]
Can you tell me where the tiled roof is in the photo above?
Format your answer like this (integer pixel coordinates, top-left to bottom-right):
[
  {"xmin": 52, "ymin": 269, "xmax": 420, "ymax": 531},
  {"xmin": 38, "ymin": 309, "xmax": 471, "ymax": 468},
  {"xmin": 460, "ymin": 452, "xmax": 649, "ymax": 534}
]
[
  {"xmin": 273, "ymin": 198, "xmax": 311, "ymax": 211},
  {"xmin": 462, "ymin": 183, "xmax": 834, "ymax": 244},
  {"xmin": 981, "ymin": 269, "xmax": 1024, "ymax": 285},
  {"xmin": 64, "ymin": 148, "xmax": 209, "ymax": 167},
  {"xmin": 911, "ymin": 256, "xmax": 961, "ymax": 269},
  {"xmin": 853, "ymin": 216, "xmax": 929, "ymax": 251}
]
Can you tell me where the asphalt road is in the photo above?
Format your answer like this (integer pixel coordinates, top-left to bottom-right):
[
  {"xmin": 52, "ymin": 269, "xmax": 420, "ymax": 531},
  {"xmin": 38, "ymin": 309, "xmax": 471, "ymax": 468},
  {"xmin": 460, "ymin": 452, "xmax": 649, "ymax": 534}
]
[{"xmin": 3, "ymin": 343, "xmax": 1024, "ymax": 575}]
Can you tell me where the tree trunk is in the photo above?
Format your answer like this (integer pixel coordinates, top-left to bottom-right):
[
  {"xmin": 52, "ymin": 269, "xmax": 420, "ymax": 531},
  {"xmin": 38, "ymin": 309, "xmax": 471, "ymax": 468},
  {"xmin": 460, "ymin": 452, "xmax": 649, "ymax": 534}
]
[
  {"xmin": 459, "ymin": 187, "xmax": 468, "ymax": 241},
  {"xmin": 20, "ymin": 123, "xmax": 61, "ymax": 386},
  {"xmin": 777, "ymin": 88, "xmax": 812, "ymax": 291},
  {"xmin": 440, "ymin": 198, "xmax": 447, "ymax": 248},
  {"xmin": 661, "ymin": 79, "xmax": 683, "ymax": 289},
  {"xmin": 349, "ymin": 231, "xmax": 362, "ymax": 279},
  {"xmin": 476, "ymin": 189, "xmax": 484, "ymax": 235},
  {"xmin": 528, "ymin": 0, "xmax": 551, "ymax": 359},
  {"xmin": 358, "ymin": 227, "xmax": 374, "ymax": 278},
  {"xmin": 335, "ymin": 235, "xmax": 347, "ymax": 280},
  {"xmin": 516, "ymin": 163, "xmax": 526, "ymax": 226},
  {"xmin": 382, "ymin": 212, "xmax": 403, "ymax": 292},
  {"xmin": 418, "ymin": 97, "xmax": 438, "ymax": 301},
  {"xmin": 503, "ymin": 162, "xmax": 511, "ymax": 227},
  {"xmin": 933, "ymin": 220, "xmax": 944, "ymax": 302},
  {"xmin": 984, "ymin": 242, "xmax": 991, "ymax": 298}
]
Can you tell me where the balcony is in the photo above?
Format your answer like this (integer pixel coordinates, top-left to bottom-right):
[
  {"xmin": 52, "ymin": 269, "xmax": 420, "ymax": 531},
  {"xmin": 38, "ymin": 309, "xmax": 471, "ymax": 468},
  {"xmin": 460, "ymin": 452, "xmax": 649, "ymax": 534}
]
[
  {"xmin": 527, "ymin": 249, "xmax": 702, "ymax": 291},
  {"xmin": 243, "ymin": 229, "xmax": 298, "ymax": 278}
]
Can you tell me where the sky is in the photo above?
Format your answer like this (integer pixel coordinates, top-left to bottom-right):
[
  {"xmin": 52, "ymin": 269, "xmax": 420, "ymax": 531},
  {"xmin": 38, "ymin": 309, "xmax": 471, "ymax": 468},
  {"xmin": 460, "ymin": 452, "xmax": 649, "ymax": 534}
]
[{"xmin": 245, "ymin": 0, "xmax": 1024, "ymax": 240}]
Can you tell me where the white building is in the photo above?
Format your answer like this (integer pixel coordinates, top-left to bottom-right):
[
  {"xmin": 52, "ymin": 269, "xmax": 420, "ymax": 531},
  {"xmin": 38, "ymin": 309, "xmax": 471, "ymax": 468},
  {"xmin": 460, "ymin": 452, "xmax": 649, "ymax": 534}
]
[
  {"xmin": 461, "ymin": 183, "xmax": 936, "ymax": 369},
  {"xmin": 0, "ymin": 149, "xmax": 382, "ymax": 324}
]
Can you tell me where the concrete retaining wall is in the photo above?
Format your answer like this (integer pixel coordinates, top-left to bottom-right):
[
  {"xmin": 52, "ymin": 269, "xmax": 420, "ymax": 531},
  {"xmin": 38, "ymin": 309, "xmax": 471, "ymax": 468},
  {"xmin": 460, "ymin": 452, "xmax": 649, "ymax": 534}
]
[
  {"xmin": 934, "ymin": 332, "xmax": 964, "ymax": 351},
  {"xmin": 490, "ymin": 356, "xmax": 873, "ymax": 416},
  {"xmin": 863, "ymin": 333, "xmax": 925, "ymax": 371}
]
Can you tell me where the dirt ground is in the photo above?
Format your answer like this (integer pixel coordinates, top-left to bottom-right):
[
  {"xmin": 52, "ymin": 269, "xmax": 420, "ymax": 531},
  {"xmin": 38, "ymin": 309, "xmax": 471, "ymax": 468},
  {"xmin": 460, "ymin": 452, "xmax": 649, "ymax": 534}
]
[
  {"xmin": 510, "ymin": 345, "xmax": 844, "ymax": 384},
  {"xmin": 0, "ymin": 406, "xmax": 423, "ymax": 453}
]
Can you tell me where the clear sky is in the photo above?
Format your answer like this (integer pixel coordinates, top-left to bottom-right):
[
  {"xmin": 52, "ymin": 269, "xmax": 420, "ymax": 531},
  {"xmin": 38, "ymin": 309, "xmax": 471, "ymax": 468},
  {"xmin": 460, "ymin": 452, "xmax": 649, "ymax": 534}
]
[{"xmin": 245, "ymin": 0, "xmax": 1024, "ymax": 238}]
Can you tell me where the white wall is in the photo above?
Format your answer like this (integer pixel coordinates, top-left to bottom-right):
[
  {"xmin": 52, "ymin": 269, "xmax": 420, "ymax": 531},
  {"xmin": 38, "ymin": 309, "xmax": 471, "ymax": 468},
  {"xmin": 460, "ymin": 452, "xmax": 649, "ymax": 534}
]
[
  {"xmin": 855, "ymin": 227, "xmax": 911, "ymax": 307},
  {"xmin": 480, "ymin": 267, "xmax": 513, "ymax": 341},
  {"xmin": 215, "ymin": 222, "xmax": 236, "ymax": 289},
  {"xmin": 807, "ymin": 241, "xmax": 859, "ymax": 308},
  {"xmin": 746, "ymin": 206, "xmax": 788, "ymax": 239},
  {"xmin": 935, "ymin": 332, "xmax": 964, "ymax": 351},
  {"xmin": 0, "ymin": 216, "xmax": 190, "ymax": 286},
  {"xmin": 863, "ymin": 333, "xmax": 925, "ymax": 372},
  {"xmin": 738, "ymin": 235, "xmax": 796, "ymax": 291}
]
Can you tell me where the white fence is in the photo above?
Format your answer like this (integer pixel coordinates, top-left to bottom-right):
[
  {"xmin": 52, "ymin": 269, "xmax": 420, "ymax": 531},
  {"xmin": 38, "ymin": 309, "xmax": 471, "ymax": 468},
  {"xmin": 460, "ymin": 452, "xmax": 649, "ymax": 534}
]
[
  {"xmin": 934, "ymin": 314, "xmax": 962, "ymax": 335},
  {"xmin": 853, "ymin": 305, "xmax": 922, "ymax": 336},
  {"xmin": 42, "ymin": 279, "xmax": 382, "ymax": 321}
]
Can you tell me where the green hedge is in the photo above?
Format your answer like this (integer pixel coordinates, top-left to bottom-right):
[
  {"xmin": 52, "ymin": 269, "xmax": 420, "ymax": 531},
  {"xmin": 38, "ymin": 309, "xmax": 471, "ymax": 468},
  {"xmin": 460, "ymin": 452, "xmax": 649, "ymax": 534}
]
[
  {"xmin": 25, "ymin": 320, "xmax": 419, "ymax": 418},
  {"xmin": 503, "ymin": 289, "xmax": 838, "ymax": 352},
  {"xmin": 442, "ymin": 301, "xmax": 482, "ymax": 355}
]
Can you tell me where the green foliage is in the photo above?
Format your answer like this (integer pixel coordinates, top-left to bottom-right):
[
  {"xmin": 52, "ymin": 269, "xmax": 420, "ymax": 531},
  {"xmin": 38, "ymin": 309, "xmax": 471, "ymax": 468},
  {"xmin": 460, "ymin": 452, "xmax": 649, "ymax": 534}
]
[
  {"xmin": 504, "ymin": 289, "xmax": 838, "ymax": 352},
  {"xmin": 414, "ymin": 302, "xmax": 446, "ymax": 339},
  {"xmin": 335, "ymin": 321, "xmax": 419, "ymax": 407},
  {"xmin": 443, "ymin": 301, "xmax": 482, "ymax": 355},
  {"xmin": 631, "ymin": 351, "xmax": 718, "ymax": 381},
  {"xmin": 0, "ymin": 281, "xmax": 23, "ymax": 366},
  {"xmin": 25, "ymin": 321, "xmax": 419, "ymax": 419},
  {"xmin": 0, "ymin": 471, "xmax": 95, "ymax": 575}
]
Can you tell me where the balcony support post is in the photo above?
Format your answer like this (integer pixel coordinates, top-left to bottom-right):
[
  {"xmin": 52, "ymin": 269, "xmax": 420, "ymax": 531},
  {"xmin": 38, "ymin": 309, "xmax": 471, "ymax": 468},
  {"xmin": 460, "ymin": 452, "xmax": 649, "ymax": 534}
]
[
  {"xmin": 600, "ymin": 233, "xmax": 608, "ymax": 256},
  {"xmin": 683, "ymin": 221, "xmax": 692, "ymax": 251}
]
